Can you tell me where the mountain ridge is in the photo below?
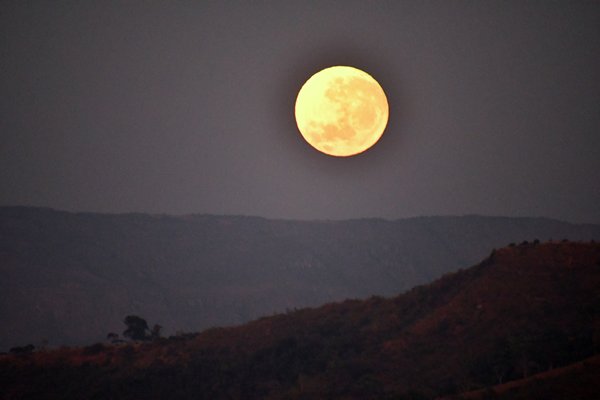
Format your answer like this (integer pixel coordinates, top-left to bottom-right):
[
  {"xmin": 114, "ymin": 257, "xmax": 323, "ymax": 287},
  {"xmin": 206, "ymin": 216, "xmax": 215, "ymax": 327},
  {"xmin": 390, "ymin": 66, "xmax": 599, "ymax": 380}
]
[
  {"xmin": 4, "ymin": 205, "xmax": 599, "ymax": 225},
  {"xmin": 1, "ymin": 241, "xmax": 598, "ymax": 399},
  {"xmin": 1, "ymin": 206, "xmax": 599, "ymax": 350}
]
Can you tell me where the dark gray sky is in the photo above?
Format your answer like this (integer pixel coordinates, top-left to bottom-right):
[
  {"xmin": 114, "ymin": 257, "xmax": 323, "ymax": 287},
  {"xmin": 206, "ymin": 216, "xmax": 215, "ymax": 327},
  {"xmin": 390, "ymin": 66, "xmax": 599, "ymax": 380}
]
[{"xmin": 2, "ymin": 1, "xmax": 599, "ymax": 223}]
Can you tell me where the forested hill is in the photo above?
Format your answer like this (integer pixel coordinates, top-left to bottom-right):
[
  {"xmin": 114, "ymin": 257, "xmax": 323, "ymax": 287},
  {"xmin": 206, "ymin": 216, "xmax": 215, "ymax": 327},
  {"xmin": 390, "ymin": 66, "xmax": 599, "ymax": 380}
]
[
  {"xmin": 1, "ymin": 241, "xmax": 598, "ymax": 399},
  {"xmin": 1, "ymin": 206, "xmax": 599, "ymax": 349}
]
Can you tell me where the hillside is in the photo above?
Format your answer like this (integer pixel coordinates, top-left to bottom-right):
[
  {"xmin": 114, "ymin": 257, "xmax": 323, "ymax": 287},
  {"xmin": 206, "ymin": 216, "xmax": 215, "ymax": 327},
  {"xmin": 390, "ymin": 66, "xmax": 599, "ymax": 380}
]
[
  {"xmin": 1, "ymin": 241, "xmax": 598, "ymax": 399},
  {"xmin": 1, "ymin": 207, "xmax": 599, "ymax": 350},
  {"xmin": 443, "ymin": 354, "xmax": 600, "ymax": 400}
]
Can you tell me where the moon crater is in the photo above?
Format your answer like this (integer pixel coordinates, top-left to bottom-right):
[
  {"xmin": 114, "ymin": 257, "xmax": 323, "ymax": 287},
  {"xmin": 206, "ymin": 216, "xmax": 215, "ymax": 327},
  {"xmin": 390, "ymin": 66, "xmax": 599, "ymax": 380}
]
[{"xmin": 295, "ymin": 66, "xmax": 389, "ymax": 157}]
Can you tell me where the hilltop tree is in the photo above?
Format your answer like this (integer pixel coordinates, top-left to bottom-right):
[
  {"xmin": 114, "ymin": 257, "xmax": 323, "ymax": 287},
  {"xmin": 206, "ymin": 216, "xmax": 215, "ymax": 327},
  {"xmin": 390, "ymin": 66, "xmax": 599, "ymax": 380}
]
[
  {"xmin": 9, "ymin": 344, "xmax": 35, "ymax": 354},
  {"xmin": 106, "ymin": 332, "xmax": 120, "ymax": 344},
  {"xmin": 123, "ymin": 315, "xmax": 150, "ymax": 341},
  {"xmin": 151, "ymin": 324, "xmax": 162, "ymax": 340}
]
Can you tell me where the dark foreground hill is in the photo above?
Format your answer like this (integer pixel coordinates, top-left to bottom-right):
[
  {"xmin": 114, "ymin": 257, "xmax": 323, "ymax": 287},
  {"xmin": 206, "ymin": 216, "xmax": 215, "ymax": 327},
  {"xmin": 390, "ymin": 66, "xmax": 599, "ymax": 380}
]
[
  {"xmin": 442, "ymin": 354, "xmax": 600, "ymax": 400},
  {"xmin": 1, "ymin": 207, "xmax": 600, "ymax": 350},
  {"xmin": 1, "ymin": 242, "xmax": 598, "ymax": 399}
]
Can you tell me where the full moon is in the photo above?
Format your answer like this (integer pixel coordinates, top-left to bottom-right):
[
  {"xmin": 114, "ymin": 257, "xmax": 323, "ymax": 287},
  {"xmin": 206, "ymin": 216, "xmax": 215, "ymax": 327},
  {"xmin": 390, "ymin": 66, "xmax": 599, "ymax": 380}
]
[{"xmin": 295, "ymin": 66, "xmax": 389, "ymax": 157}]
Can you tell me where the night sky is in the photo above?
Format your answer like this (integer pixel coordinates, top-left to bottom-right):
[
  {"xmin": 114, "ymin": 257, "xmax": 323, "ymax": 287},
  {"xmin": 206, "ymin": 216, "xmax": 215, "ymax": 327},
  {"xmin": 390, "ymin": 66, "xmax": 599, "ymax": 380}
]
[{"xmin": 2, "ymin": 2, "xmax": 599, "ymax": 223}]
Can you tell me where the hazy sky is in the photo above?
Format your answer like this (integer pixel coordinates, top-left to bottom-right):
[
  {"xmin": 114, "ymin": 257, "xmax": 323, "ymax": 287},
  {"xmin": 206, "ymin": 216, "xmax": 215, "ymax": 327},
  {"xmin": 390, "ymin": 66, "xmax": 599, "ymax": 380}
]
[{"xmin": 2, "ymin": 1, "xmax": 599, "ymax": 223}]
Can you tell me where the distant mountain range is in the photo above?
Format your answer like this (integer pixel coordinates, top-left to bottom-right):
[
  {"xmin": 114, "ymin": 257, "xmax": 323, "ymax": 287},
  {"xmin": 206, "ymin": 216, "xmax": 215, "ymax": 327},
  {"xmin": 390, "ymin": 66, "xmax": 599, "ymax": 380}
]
[
  {"xmin": 1, "ymin": 206, "xmax": 599, "ymax": 350},
  {"xmin": 1, "ymin": 241, "xmax": 598, "ymax": 399}
]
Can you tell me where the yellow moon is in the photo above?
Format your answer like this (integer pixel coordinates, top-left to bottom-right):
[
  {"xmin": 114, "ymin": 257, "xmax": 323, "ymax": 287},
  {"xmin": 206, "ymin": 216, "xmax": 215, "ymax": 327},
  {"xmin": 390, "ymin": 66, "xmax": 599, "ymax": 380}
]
[{"xmin": 295, "ymin": 66, "xmax": 389, "ymax": 157}]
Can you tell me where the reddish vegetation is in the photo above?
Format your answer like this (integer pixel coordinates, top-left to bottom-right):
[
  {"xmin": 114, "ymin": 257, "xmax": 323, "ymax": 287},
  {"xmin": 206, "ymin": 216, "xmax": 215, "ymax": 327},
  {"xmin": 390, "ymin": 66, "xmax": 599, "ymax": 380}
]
[
  {"xmin": 4, "ymin": 207, "xmax": 599, "ymax": 352},
  {"xmin": 1, "ymin": 241, "xmax": 599, "ymax": 399}
]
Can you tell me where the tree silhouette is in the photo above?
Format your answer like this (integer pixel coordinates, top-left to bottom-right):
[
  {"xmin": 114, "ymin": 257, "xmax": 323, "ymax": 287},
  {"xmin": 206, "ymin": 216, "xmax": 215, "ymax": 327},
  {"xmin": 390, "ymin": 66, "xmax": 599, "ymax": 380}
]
[
  {"xmin": 123, "ymin": 315, "xmax": 150, "ymax": 341},
  {"xmin": 151, "ymin": 324, "xmax": 162, "ymax": 340},
  {"xmin": 106, "ymin": 332, "xmax": 120, "ymax": 343},
  {"xmin": 9, "ymin": 344, "xmax": 35, "ymax": 354}
]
